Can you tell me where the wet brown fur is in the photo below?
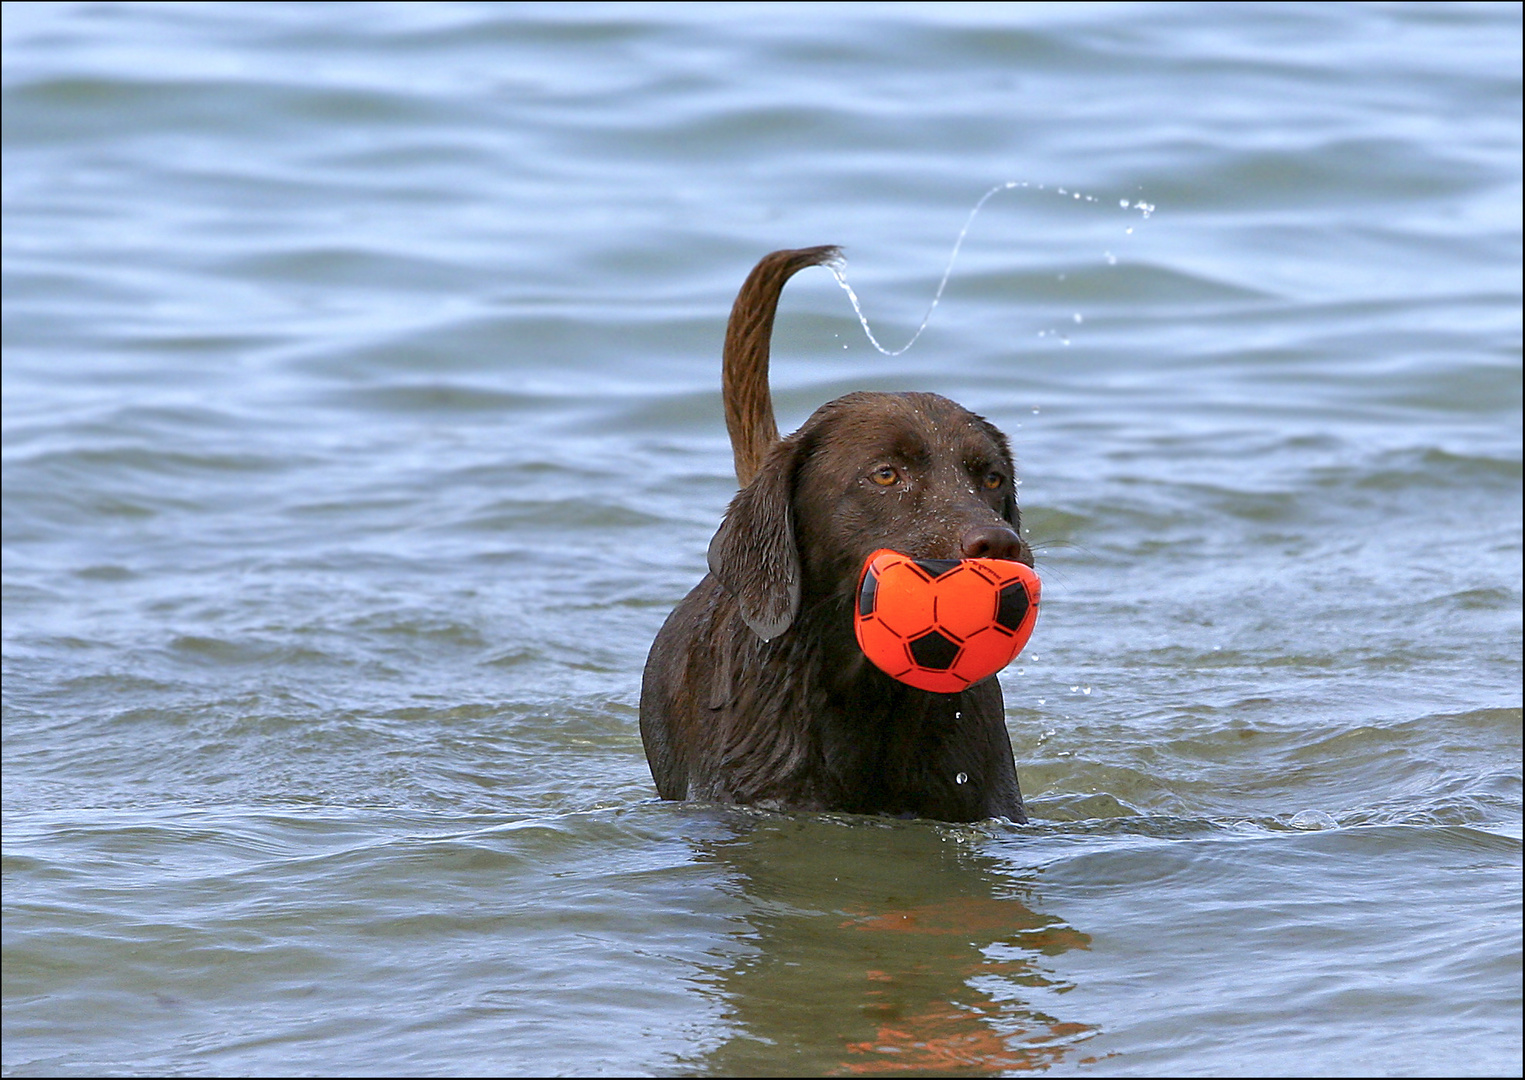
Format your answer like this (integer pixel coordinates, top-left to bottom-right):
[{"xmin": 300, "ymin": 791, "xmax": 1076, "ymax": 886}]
[{"xmin": 639, "ymin": 246, "xmax": 1031, "ymax": 822}]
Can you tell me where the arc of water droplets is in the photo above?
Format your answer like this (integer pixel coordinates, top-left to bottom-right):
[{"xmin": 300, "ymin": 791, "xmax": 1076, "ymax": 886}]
[{"xmin": 827, "ymin": 180, "xmax": 1152, "ymax": 357}]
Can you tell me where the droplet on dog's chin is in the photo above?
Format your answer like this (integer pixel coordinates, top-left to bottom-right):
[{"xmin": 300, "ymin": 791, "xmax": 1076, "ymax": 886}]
[
  {"xmin": 954, "ymin": 711, "xmax": 961, "ymax": 720},
  {"xmin": 955, "ymin": 772, "xmax": 968, "ymax": 785}
]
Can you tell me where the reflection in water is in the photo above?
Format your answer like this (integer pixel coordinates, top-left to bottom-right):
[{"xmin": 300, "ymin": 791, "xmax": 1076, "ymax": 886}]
[{"xmin": 685, "ymin": 812, "xmax": 1100, "ymax": 1075}]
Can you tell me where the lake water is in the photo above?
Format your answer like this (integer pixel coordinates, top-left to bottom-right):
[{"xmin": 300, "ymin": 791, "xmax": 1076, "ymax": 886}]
[{"xmin": 3, "ymin": 2, "xmax": 1520, "ymax": 1075}]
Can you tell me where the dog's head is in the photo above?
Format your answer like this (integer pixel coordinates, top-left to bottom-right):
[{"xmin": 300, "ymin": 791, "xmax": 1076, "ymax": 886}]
[{"xmin": 708, "ymin": 391, "xmax": 1030, "ymax": 641}]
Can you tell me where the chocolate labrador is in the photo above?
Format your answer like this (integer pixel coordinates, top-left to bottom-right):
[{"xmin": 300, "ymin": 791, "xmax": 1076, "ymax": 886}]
[{"xmin": 639, "ymin": 246, "xmax": 1032, "ymax": 823}]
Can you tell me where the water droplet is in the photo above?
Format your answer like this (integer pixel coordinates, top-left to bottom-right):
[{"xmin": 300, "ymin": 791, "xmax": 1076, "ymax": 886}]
[
  {"xmin": 1105, "ymin": 251, "xmax": 1117, "ymax": 265},
  {"xmin": 1037, "ymin": 698, "xmax": 1046, "ymax": 705},
  {"xmin": 1083, "ymin": 686, "xmax": 1092, "ymax": 695},
  {"xmin": 1070, "ymin": 685, "xmax": 1080, "ymax": 692},
  {"xmin": 1031, "ymin": 407, "xmax": 1040, "ymax": 414},
  {"xmin": 1119, "ymin": 199, "xmax": 1130, "ymax": 208},
  {"xmin": 955, "ymin": 772, "xmax": 968, "ymax": 785},
  {"xmin": 1289, "ymin": 810, "xmax": 1337, "ymax": 831},
  {"xmin": 954, "ymin": 711, "xmax": 961, "ymax": 720},
  {"xmin": 1125, "ymin": 227, "xmax": 1134, "ymax": 235}
]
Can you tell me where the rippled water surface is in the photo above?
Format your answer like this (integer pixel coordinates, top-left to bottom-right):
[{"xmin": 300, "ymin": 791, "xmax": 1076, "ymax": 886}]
[{"xmin": 3, "ymin": 2, "xmax": 1521, "ymax": 1075}]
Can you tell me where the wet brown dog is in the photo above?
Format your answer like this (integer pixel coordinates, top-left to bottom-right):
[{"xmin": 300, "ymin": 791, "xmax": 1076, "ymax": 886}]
[{"xmin": 639, "ymin": 247, "xmax": 1032, "ymax": 822}]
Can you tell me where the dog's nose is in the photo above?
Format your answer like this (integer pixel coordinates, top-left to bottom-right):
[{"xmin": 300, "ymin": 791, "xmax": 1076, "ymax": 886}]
[{"xmin": 960, "ymin": 524, "xmax": 1025, "ymax": 561}]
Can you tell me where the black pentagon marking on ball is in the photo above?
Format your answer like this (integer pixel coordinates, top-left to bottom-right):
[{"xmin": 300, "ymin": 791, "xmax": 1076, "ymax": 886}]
[
  {"xmin": 858, "ymin": 567, "xmax": 879, "ymax": 617},
  {"xmin": 914, "ymin": 558, "xmax": 961, "ymax": 580},
  {"xmin": 996, "ymin": 581, "xmax": 1030, "ymax": 632},
  {"xmin": 908, "ymin": 629, "xmax": 961, "ymax": 670}
]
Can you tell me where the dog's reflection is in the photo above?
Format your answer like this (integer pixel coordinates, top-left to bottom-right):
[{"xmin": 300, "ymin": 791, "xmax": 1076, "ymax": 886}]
[{"xmin": 683, "ymin": 811, "xmax": 1099, "ymax": 1075}]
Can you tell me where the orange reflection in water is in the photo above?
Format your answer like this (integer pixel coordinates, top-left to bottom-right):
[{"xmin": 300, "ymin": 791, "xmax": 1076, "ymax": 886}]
[{"xmin": 833, "ymin": 897, "xmax": 1100, "ymax": 1075}]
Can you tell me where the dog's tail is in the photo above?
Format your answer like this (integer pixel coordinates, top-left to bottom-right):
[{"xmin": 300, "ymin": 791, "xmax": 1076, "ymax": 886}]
[{"xmin": 723, "ymin": 245, "xmax": 841, "ymax": 487}]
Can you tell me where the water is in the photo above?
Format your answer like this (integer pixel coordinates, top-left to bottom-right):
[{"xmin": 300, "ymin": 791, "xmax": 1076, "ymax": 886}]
[{"xmin": 3, "ymin": 2, "xmax": 1520, "ymax": 1075}]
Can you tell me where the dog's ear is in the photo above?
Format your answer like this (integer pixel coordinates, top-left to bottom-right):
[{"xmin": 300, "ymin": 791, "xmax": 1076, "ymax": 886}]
[{"xmin": 707, "ymin": 439, "xmax": 800, "ymax": 641}]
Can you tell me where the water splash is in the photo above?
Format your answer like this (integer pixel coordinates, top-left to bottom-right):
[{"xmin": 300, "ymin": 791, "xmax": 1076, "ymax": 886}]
[
  {"xmin": 827, "ymin": 180, "xmax": 1153, "ymax": 357},
  {"xmin": 1289, "ymin": 809, "xmax": 1339, "ymax": 831}
]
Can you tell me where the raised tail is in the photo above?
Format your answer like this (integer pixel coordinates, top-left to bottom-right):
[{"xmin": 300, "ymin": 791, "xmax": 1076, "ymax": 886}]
[{"xmin": 722, "ymin": 245, "xmax": 842, "ymax": 487}]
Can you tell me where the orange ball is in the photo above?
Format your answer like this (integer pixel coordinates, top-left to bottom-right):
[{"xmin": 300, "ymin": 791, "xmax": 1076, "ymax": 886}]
[{"xmin": 854, "ymin": 549, "xmax": 1040, "ymax": 694}]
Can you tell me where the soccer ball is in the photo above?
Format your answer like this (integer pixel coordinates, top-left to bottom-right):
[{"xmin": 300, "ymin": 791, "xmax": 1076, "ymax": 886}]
[{"xmin": 854, "ymin": 549, "xmax": 1040, "ymax": 694}]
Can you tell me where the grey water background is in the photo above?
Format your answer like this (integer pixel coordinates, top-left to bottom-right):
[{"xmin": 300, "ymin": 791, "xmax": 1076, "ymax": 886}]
[{"xmin": 3, "ymin": 1, "xmax": 1520, "ymax": 1075}]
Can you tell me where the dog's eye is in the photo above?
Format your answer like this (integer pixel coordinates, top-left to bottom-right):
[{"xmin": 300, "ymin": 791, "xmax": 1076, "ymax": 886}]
[
  {"xmin": 869, "ymin": 465, "xmax": 901, "ymax": 487},
  {"xmin": 983, "ymin": 471, "xmax": 1003, "ymax": 490}
]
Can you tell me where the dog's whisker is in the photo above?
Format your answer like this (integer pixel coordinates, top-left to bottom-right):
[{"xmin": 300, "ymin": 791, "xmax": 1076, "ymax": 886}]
[{"xmin": 1027, "ymin": 537, "xmax": 1092, "ymax": 556}]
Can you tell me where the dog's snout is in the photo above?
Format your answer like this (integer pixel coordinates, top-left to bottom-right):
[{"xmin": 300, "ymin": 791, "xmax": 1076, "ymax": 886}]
[{"xmin": 960, "ymin": 524, "xmax": 1027, "ymax": 563}]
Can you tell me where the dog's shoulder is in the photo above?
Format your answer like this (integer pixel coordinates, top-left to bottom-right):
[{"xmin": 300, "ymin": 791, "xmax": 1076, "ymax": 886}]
[{"xmin": 639, "ymin": 573, "xmax": 744, "ymax": 798}]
